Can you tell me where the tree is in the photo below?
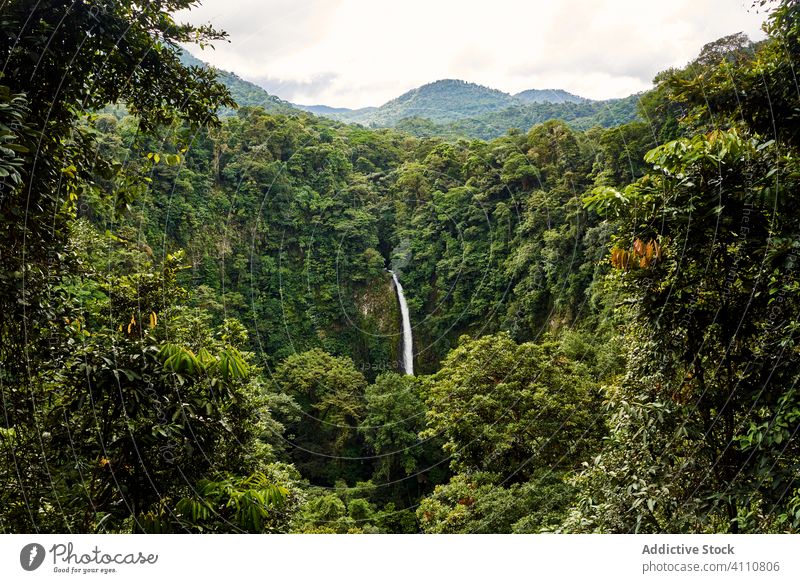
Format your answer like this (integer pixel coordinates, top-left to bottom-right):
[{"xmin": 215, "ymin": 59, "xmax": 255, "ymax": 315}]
[
  {"xmin": 0, "ymin": 0, "xmax": 233, "ymax": 389},
  {"xmin": 418, "ymin": 471, "xmax": 572, "ymax": 534},
  {"xmin": 0, "ymin": 0, "xmax": 247, "ymax": 533},
  {"xmin": 142, "ymin": 467, "xmax": 300, "ymax": 533},
  {"xmin": 575, "ymin": 130, "xmax": 800, "ymax": 533},
  {"xmin": 0, "ymin": 0, "xmax": 234, "ymax": 374},
  {"xmin": 361, "ymin": 374, "xmax": 424, "ymax": 480},
  {"xmin": 360, "ymin": 373, "xmax": 445, "ymax": 504},
  {"xmin": 570, "ymin": 4, "xmax": 800, "ymax": 532},
  {"xmin": 273, "ymin": 349, "xmax": 367, "ymax": 484},
  {"xmin": 0, "ymin": 221, "xmax": 284, "ymax": 532},
  {"xmin": 422, "ymin": 332, "xmax": 603, "ymax": 480}
]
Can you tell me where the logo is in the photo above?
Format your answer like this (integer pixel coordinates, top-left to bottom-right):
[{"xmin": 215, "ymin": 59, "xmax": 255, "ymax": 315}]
[{"xmin": 20, "ymin": 543, "xmax": 46, "ymax": 571}]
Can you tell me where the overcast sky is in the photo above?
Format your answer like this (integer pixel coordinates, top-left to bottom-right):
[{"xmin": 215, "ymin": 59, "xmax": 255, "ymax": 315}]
[{"xmin": 177, "ymin": 0, "xmax": 769, "ymax": 108}]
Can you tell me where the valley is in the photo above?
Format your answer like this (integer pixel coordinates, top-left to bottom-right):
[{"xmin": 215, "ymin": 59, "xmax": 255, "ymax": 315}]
[{"xmin": 1, "ymin": 1, "xmax": 798, "ymax": 536}]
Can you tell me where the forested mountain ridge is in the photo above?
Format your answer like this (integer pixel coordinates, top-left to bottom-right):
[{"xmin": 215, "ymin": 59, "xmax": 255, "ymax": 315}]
[
  {"xmin": 349, "ymin": 79, "xmax": 518, "ymax": 124},
  {"xmin": 2, "ymin": 0, "xmax": 799, "ymax": 536},
  {"xmin": 293, "ymin": 77, "xmax": 639, "ymax": 136},
  {"xmin": 180, "ymin": 49, "xmax": 639, "ymax": 138},
  {"xmin": 297, "ymin": 103, "xmax": 377, "ymax": 117},
  {"xmin": 397, "ymin": 93, "xmax": 642, "ymax": 139},
  {"xmin": 295, "ymin": 79, "xmax": 517, "ymax": 123}
]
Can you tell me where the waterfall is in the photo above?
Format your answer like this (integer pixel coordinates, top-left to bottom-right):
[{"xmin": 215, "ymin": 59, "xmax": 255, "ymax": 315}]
[{"xmin": 389, "ymin": 271, "xmax": 414, "ymax": 375}]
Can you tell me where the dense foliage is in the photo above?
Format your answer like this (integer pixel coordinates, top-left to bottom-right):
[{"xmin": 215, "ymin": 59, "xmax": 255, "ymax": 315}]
[{"xmin": 1, "ymin": 0, "xmax": 798, "ymax": 534}]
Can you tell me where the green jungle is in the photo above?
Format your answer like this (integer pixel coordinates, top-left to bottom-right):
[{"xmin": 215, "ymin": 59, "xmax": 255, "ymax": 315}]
[{"xmin": 1, "ymin": 0, "xmax": 799, "ymax": 533}]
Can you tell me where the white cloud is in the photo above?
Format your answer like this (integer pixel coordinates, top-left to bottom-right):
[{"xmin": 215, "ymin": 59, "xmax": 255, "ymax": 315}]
[{"xmin": 178, "ymin": 0, "xmax": 768, "ymax": 107}]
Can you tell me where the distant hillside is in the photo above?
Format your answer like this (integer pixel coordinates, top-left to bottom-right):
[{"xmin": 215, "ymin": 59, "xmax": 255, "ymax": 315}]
[
  {"xmin": 352, "ymin": 79, "xmax": 516, "ymax": 125},
  {"xmin": 295, "ymin": 104, "xmax": 371, "ymax": 116},
  {"xmin": 395, "ymin": 94, "xmax": 642, "ymax": 140},
  {"xmin": 514, "ymin": 88, "xmax": 585, "ymax": 104},
  {"xmin": 300, "ymin": 81, "xmax": 595, "ymax": 126},
  {"xmin": 173, "ymin": 58, "xmax": 640, "ymax": 139},
  {"xmin": 445, "ymin": 94, "xmax": 642, "ymax": 139},
  {"xmin": 178, "ymin": 50, "xmax": 297, "ymax": 115},
  {"xmin": 297, "ymin": 79, "xmax": 638, "ymax": 138}
]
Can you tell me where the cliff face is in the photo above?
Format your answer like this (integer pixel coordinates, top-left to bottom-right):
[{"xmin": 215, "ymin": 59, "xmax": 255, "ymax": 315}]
[{"xmin": 350, "ymin": 271, "xmax": 401, "ymax": 380}]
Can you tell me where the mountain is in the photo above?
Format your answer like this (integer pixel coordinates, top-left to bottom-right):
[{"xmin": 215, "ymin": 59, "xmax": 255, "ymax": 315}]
[
  {"xmin": 293, "ymin": 79, "xmax": 638, "ymax": 137},
  {"xmin": 293, "ymin": 104, "xmax": 379, "ymax": 123},
  {"xmin": 353, "ymin": 79, "xmax": 516, "ymax": 125},
  {"xmin": 441, "ymin": 94, "xmax": 642, "ymax": 140},
  {"xmin": 299, "ymin": 81, "xmax": 594, "ymax": 127},
  {"xmin": 514, "ymin": 88, "xmax": 585, "ymax": 104},
  {"xmin": 178, "ymin": 50, "xmax": 297, "ymax": 115},
  {"xmin": 391, "ymin": 95, "xmax": 641, "ymax": 140},
  {"xmin": 294, "ymin": 80, "xmax": 520, "ymax": 125},
  {"xmin": 295, "ymin": 104, "xmax": 361, "ymax": 116},
  {"xmin": 176, "ymin": 55, "xmax": 639, "ymax": 139}
]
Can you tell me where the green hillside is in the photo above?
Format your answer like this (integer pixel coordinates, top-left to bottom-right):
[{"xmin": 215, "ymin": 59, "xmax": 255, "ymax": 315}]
[
  {"xmin": 300, "ymin": 79, "xmax": 640, "ymax": 138},
  {"xmin": 352, "ymin": 79, "xmax": 515, "ymax": 124},
  {"xmin": 175, "ymin": 55, "xmax": 639, "ymax": 139},
  {"xmin": 445, "ymin": 93, "xmax": 642, "ymax": 139},
  {"xmin": 514, "ymin": 88, "xmax": 585, "ymax": 104},
  {"xmin": 179, "ymin": 50, "xmax": 297, "ymax": 114}
]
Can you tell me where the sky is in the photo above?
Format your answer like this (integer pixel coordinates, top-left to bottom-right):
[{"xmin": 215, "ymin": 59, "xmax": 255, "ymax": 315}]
[{"xmin": 177, "ymin": 0, "xmax": 770, "ymax": 109}]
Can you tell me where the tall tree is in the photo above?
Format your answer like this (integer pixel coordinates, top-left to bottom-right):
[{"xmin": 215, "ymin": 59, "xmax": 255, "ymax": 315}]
[
  {"xmin": 0, "ymin": 0, "xmax": 239, "ymax": 532},
  {"xmin": 573, "ymin": 0, "xmax": 800, "ymax": 532}
]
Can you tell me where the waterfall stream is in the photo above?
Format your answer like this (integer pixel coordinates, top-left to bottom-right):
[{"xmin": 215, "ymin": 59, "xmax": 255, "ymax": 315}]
[{"xmin": 389, "ymin": 271, "xmax": 414, "ymax": 375}]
